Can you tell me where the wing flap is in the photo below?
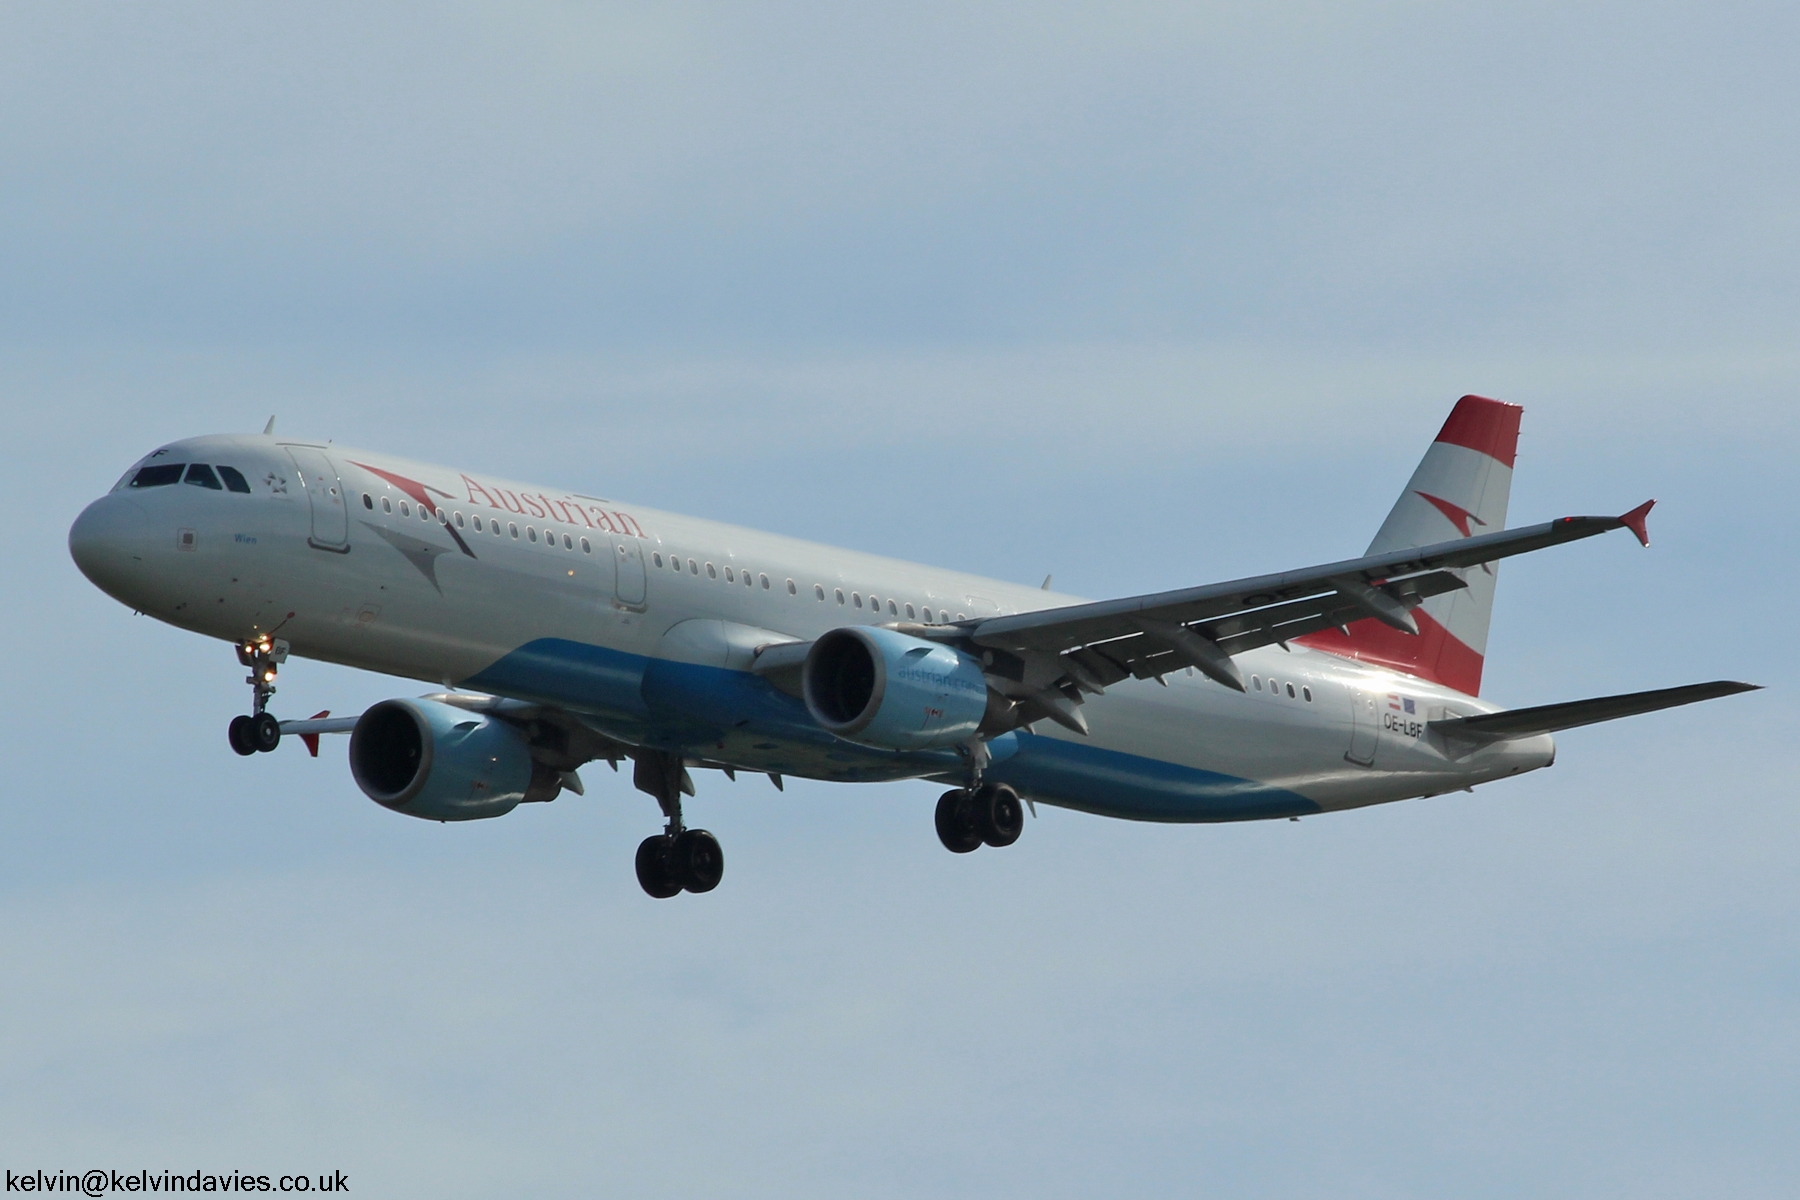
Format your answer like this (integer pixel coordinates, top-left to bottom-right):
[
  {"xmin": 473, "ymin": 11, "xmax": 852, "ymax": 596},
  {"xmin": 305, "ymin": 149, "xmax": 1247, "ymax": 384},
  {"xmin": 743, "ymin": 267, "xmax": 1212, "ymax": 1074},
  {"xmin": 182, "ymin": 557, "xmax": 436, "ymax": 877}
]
[
  {"xmin": 974, "ymin": 512, "xmax": 1642, "ymax": 657},
  {"xmin": 1054, "ymin": 570, "xmax": 1469, "ymax": 684}
]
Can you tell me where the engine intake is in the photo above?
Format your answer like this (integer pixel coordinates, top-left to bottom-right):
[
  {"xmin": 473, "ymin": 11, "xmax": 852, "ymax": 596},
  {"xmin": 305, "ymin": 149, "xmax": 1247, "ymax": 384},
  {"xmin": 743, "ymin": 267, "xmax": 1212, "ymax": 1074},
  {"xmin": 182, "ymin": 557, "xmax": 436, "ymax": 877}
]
[
  {"xmin": 349, "ymin": 697, "xmax": 560, "ymax": 821},
  {"xmin": 802, "ymin": 627, "xmax": 989, "ymax": 751}
]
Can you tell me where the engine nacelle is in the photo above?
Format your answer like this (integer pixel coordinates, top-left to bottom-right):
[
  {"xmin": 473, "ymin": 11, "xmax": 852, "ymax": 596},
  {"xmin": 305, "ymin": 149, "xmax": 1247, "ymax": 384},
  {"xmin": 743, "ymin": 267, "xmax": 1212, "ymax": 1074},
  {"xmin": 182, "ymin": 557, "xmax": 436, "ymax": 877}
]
[
  {"xmin": 349, "ymin": 697, "xmax": 560, "ymax": 821},
  {"xmin": 803, "ymin": 626, "xmax": 989, "ymax": 750}
]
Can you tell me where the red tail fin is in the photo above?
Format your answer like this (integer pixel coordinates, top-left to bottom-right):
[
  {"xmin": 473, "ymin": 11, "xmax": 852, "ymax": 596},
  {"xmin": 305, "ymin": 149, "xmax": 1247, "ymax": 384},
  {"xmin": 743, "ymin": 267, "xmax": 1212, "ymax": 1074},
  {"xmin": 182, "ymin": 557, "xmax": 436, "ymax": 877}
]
[{"xmin": 1296, "ymin": 395, "xmax": 1523, "ymax": 696}]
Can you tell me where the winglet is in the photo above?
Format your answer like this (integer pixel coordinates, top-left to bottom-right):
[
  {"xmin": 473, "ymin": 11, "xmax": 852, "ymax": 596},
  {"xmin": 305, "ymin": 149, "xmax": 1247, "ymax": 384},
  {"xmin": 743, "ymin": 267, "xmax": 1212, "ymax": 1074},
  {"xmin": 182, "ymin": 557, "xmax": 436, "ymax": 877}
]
[
  {"xmin": 1618, "ymin": 499, "xmax": 1655, "ymax": 547},
  {"xmin": 301, "ymin": 710, "xmax": 329, "ymax": 757}
]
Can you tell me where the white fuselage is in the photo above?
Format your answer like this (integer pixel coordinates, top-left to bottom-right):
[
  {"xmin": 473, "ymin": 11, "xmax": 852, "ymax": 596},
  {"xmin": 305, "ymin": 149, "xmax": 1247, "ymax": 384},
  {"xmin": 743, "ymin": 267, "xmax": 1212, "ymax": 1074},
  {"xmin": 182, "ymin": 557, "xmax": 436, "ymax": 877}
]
[{"xmin": 70, "ymin": 433, "xmax": 1555, "ymax": 822}]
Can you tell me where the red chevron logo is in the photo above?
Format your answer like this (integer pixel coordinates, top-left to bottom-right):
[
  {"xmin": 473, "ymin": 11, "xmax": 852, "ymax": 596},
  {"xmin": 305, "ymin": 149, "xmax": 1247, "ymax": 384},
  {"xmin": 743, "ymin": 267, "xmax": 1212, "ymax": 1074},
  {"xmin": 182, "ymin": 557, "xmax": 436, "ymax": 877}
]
[
  {"xmin": 351, "ymin": 461, "xmax": 476, "ymax": 559},
  {"xmin": 1415, "ymin": 491, "xmax": 1487, "ymax": 538}
]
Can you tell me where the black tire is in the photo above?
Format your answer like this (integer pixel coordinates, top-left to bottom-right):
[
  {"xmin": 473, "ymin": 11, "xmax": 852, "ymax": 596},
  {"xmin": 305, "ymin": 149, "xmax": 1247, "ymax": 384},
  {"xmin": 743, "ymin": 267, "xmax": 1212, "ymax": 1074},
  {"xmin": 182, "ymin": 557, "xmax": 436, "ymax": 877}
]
[
  {"xmin": 671, "ymin": 829, "xmax": 724, "ymax": 894},
  {"xmin": 228, "ymin": 714, "xmax": 257, "ymax": 757},
  {"xmin": 973, "ymin": 783, "xmax": 1024, "ymax": 848},
  {"xmin": 635, "ymin": 835, "xmax": 682, "ymax": 899},
  {"xmin": 934, "ymin": 790, "xmax": 982, "ymax": 854},
  {"xmin": 251, "ymin": 711, "xmax": 282, "ymax": 753}
]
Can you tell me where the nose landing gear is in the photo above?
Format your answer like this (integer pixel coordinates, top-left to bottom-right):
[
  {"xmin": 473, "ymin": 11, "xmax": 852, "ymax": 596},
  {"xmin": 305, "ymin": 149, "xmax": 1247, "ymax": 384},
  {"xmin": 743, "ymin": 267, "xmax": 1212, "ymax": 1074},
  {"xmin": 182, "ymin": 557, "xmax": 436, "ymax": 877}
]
[
  {"xmin": 227, "ymin": 637, "xmax": 288, "ymax": 756},
  {"xmin": 631, "ymin": 750, "xmax": 725, "ymax": 898}
]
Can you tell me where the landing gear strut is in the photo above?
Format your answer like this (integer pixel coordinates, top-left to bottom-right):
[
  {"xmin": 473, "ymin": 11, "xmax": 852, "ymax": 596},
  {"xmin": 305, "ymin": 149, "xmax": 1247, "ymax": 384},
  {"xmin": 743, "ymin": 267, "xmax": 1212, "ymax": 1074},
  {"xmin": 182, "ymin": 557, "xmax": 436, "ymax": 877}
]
[
  {"xmin": 935, "ymin": 783, "xmax": 1025, "ymax": 853},
  {"xmin": 631, "ymin": 750, "xmax": 724, "ymax": 898},
  {"xmin": 227, "ymin": 636, "xmax": 288, "ymax": 756}
]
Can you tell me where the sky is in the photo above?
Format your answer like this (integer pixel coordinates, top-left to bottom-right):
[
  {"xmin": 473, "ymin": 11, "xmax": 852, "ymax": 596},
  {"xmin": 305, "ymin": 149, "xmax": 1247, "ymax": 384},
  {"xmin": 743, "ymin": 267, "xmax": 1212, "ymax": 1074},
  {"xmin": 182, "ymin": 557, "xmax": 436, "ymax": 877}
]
[{"xmin": 2, "ymin": 3, "xmax": 1796, "ymax": 1196}]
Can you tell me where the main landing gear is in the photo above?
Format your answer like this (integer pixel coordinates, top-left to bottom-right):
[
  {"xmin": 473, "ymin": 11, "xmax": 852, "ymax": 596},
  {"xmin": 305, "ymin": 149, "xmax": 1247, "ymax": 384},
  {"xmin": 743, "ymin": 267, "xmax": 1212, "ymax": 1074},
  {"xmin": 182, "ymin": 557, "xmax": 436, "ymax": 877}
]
[
  {"xmin": 631, "ymin": 750, "xmax": 724, "ymax": 899},
  {"xmin": 935, "ymin": 783, "xmax": 1025, "ymax": 854},
  {"xmin": 227, "ymin": 636, "xmax": 288, "ymax": 756}
]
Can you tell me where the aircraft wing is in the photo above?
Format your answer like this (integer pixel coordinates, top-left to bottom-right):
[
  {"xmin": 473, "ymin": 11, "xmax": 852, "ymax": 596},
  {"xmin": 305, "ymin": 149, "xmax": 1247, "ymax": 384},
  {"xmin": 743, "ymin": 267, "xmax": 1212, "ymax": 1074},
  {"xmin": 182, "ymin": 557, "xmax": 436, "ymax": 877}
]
[
  {"xmin": 277, "ymin": 693, "xmax": 637, "ymax": 771},
  {"xmin": 961, "ymin": 503, "xmax": 1656, "ymax": 697}
]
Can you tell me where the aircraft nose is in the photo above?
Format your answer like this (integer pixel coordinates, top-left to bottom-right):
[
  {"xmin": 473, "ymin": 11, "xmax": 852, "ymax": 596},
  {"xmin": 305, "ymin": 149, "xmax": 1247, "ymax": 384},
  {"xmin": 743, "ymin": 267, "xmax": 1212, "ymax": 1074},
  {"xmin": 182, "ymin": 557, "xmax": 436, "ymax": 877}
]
[{"xmin": 69, "ymin": 494, "xmax": 152, "ymax": 598}]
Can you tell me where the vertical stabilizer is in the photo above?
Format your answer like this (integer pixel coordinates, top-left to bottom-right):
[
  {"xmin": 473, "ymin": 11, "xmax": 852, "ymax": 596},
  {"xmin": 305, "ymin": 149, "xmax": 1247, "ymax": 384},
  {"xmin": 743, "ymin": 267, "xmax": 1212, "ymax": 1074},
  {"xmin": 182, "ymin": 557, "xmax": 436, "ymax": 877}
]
[{"xmin": 1296, "ymin": 395, "xmax": 1522, "ymax": 696}]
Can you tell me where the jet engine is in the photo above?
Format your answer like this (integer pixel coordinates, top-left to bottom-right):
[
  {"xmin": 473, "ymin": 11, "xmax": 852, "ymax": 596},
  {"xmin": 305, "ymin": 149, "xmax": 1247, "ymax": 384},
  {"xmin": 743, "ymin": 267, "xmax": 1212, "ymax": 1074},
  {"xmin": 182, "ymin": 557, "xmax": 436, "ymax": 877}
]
[
  {"xmin": 802, "ymin": 626, "xmax": 990, "ymax": 751},
  {"xmin": 349, "ymin": 697, "xmax": 562, "ymax": 821}
]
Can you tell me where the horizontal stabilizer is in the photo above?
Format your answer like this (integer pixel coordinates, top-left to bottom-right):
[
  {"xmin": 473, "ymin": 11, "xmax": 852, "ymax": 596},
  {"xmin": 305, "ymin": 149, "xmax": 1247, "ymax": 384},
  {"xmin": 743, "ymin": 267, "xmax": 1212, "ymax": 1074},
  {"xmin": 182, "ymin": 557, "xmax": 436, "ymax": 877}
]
[{"xmin": 1430, "ymin": 680, "xmax": 1759, "ymax": 743}]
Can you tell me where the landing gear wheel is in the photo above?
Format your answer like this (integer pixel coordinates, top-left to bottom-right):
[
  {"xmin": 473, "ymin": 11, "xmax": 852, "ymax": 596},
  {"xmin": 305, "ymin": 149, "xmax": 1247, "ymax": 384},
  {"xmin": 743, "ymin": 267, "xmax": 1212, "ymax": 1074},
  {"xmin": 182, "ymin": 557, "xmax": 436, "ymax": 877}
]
[
  {"xmin": 671, "ymin": 829, "xmax": 724, "ymax": 893},
  {"xmin": 635, "ymin": 835, "xmax": 682, "ymax": 899},
  {"xmin": 251, "ymin": 711, "xmax": 282, "ymax": 753},
  {"xmin": 972, "ymin": 783, "xmax": 1024, "ymax": 848},
  {"xmin": 935, "ymin": 790, "xmax": 983, "ymax": 854},
  {"xmin": 228, "ymin": 715, "xmax": 257, "ymax": 757}
]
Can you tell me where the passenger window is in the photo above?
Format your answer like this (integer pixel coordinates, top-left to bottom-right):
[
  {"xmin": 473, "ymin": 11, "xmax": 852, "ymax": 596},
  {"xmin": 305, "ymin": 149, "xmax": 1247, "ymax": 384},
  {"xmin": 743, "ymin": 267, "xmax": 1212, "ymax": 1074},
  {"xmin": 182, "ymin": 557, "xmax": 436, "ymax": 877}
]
[
  {"xmin": 183, "ymin": 464, "xmax": 223, "ymax": 490},
  {"xmin": 724, "ymin": 567, "xmax": 734, "ymax": 582},
  {"xmin": 509, "ymin": 523, "xmax": 519, "ymax": 538},
  {"xmin": 422, "ymin": 506, "xmax": 432, "ymax": 521},
  {"xmin": 363, "ymin": 494, "xmax": 373, "ymax": 509},
  {"xmin": 381, "ymin": 497, "xmax": 392, "ymax": 513},
  {"xmin": 836, "ymin": 589, "xmax": 845, "ymax": 605},
  {"xmin": 707, "ymin": 563, "xmax": 717, "ymax": 579},
  {"xmin": 956, "ymin": 613, "xmax": 966, "ymax": 621},
  {"xmin": 652, "ymin": 553, "xmax": 662, "ymax": 567},
  {"xmin": 216, "ymin": 465, "xmax": 252, "ymax": 493},
  {"xmin": 400, "ymin": 502, "xmax": 411, "ymax": 516},
  {"xmin": 689, "ymin": 559, "xmax": 699, "ymax": 575},
  {"xmin": 1286, "ymin": 683, "xmax": 1296, "ymax": 698},
  {"xmin": 887, "ymin": 600, "xmax": 898, "ymax": 615},
  {"xmin": 815, "ymin": 585, "xmax": 825, "ymax": 600},
  {"xmin": 528, "ymin": 528, "xmax": 538, "ymax": 542},
  {"xmin": 563, "ymin": 534, "xmax": 573, "ymax": 550},
  {"xmin": 1252, "ymin": 676, "xmax": 1261, "ymax": 690},
  {"xmin": 472, "ymin": 516, "xmax": 482, "ymax": 531},
  {"xmin": 868, "ymin": 595, "xmax": 878, "ymax": 610},
  {"xmin": 455, "ymin": 512, "xmax": 465, "ymax": 528},
  {"xmin": 492, "ymin": 522, "xmax": 501, "ymax": 535},
  {"xmin": 581, "ymin": 538, "xmax": 591, "ymax": 553},
  {"xmin": 853, "ymin": 593, "xmax": 862, "ymax": 608},
  {"xmin": 1303, "ymin": 686, "xmax": 1313, "ymax": 702},
  {"xmin": 905, "ymin": 604, "xmax": 915, "ymax": 619}
]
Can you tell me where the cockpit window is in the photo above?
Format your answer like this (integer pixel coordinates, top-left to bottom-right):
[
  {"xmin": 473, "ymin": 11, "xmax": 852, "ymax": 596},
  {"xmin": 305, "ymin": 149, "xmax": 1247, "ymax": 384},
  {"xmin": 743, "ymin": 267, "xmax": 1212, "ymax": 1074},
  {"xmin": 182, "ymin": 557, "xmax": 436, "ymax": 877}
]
[
  {"xmin": 129, "ymin": 464, "xmax": 185, "ymax": 488},
  {"xmin": 216, "ymin": 465, "xmax": 252, "ymax": 493},
  {"xmin": 184, "ymin": 464, "xmax": 224, "ymax": 490}
]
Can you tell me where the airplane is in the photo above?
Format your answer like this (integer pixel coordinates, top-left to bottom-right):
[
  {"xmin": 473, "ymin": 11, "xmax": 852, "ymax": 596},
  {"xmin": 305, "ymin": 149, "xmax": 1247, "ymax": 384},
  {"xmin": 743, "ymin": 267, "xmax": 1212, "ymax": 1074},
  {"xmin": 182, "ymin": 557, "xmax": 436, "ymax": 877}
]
[{"xmin": 67, "ymin": 395, "xmax": 1756, "ymax": 898}]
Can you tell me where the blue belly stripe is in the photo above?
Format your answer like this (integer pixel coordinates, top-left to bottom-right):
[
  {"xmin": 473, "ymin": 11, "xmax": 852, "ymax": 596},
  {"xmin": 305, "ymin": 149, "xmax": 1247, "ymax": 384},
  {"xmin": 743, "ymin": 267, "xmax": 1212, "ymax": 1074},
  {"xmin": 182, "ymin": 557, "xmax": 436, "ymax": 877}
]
[
  {"xmin": 990, "ymin": 731, "xmax": 1321, "ymax": 823},
  {"xmin": 464, "ymin": 637, "xmax": 653, "ymax": 724},
  {"xmin": 463, "ymin": 638, "xmax": 1319, "ymax": 822}
]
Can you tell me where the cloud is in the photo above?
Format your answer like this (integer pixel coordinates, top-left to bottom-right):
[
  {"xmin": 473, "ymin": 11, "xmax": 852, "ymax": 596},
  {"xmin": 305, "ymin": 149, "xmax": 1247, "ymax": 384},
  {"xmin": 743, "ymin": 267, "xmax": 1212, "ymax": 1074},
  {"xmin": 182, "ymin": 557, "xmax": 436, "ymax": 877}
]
[{"xmin": 2, "ymin": 3, "xmax": 1795, "ymax": 347}]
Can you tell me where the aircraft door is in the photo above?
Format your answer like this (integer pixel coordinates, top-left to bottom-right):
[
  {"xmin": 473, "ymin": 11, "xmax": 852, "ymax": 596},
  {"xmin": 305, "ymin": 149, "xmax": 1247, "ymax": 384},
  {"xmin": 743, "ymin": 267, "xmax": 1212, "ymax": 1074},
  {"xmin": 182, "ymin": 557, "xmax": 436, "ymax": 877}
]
[
  {"xmin": 1345, "ymin": 686, "xmax": 1378, "ymax": 765},
  {"xmin": 284, "ymin": 446, "xmax": 349, "ymax": 551},
  {"xmin": 612, "ymin": 536, "xmax": 647, "ymax": 609}
]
